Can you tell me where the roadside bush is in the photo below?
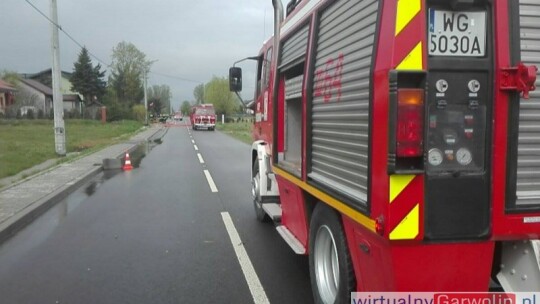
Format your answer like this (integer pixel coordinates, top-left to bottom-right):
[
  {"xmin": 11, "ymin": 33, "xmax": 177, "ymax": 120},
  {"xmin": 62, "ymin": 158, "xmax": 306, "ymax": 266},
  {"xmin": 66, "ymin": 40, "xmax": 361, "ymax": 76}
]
[
  {"xmin": 37, "ymin": 109, "xmax": 44, "ymax": 119},
  {"xmin": 26, "ymin": 109, "xmax": 34, "ymax": 119},
  {"xmin": 69, "ymin": 109, "xmax": 81, "ymax": 119},
  {"xmin": 132, "ymin": 104, "xmax": 146, "ymax": 123},
  {"xmin": 16, "ymin": 109, "xmax": 22, "ymax": 119},
  {"xmin": 49, "ymin": 109, "xmax": 54, "ymax": 119},
  {"xmin": 5, "ymin": 106, "xmax": 18, "ymax": 119},
  {"xmin": 107, "ymin": 102, "xmax": 131, "ymax": 122}
]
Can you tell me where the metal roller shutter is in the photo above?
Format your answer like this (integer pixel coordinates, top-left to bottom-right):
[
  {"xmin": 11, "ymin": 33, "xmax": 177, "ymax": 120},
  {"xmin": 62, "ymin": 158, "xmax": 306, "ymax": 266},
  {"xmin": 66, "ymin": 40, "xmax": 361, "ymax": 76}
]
[
  {"xmin": 285, "ymin": 75, "xmax": 303, "ymax": 100},
  {"xmin": 516, "ymin": 0, "xmax": 540, "ymax": 206},
  {"xmin": 309, "ymin": 0, "xmax": 378, "ymax": 206},
  {"xmin": 280, "ymin": 25, "xmax": 309, "ymax": 70}
]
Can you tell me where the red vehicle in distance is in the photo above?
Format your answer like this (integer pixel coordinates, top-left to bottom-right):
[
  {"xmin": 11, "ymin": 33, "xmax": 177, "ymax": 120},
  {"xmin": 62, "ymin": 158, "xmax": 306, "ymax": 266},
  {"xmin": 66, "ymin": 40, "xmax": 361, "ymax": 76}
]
[{"xmin": 190, "ymin": 104, "xmax": 216, "ymax": 131}]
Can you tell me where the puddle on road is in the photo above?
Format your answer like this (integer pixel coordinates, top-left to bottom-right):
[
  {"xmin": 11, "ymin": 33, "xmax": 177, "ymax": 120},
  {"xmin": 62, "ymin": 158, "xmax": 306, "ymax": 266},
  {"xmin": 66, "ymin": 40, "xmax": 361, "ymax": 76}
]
[
  {"xmin": 120, "ymin": 139, "xmax": 162, "ymax": 169},
  {"xmin": 0, "ymin": 138, "xmax": 163, "ymax": 257}
]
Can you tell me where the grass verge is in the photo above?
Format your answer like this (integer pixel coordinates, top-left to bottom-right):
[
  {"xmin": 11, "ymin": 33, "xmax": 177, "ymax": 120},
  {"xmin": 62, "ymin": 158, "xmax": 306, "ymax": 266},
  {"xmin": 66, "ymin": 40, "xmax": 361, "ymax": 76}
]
[
  {"xmin": 215, "ymin": 122, "xmax": 253, "ymax": 145},
  {"xmin": 0, "ymin": 119, "xmax": 142, "ymax": 179}
]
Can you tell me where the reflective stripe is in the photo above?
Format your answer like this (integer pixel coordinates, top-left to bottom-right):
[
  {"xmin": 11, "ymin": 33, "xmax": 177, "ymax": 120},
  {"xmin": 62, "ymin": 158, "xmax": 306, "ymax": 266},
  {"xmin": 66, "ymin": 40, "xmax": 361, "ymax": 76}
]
[
  {"xmin": 389, "ymin": 174, "xmax": 415, "ymax": 203},
  {"xmin": 395, "ymin": 0, "xmax": 421, "ymax": 36},
  {"xmin": 390, "ymin": 204, "xmax": 419, "ymax": 240},
  {"xmin": 273, "ymin": 166, "xmax": 376, "ymax": 232},
  {"xmin": 396, "ymin": 42, "xmax": 423, "ymax": 70}
]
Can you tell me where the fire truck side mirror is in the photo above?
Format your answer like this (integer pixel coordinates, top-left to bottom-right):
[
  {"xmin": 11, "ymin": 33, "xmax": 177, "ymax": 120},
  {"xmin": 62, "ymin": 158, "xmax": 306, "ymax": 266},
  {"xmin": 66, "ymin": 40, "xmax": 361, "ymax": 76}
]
[{"xmin": 229, "ymin": 67, "xmax": 243, "ymax": 92}]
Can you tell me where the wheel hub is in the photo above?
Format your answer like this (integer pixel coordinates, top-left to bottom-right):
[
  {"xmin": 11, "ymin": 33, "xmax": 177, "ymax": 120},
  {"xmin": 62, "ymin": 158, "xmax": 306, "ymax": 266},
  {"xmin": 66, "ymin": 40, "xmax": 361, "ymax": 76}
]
[{"xmin": 314, "ymin": 225, "xmax": 339, "ymax": 303}]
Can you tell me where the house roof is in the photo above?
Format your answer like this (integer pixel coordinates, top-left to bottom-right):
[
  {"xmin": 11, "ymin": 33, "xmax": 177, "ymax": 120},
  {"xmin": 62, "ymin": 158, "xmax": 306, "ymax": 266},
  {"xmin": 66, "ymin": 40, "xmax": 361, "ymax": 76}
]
[
  {"xmin": 0, "ymin": 79, "xmax": 16, "ymax": 93},
  {"xmin": 20, "ymin": 78, "xmax": 53, "ymax": 96},
  {"xmin": 87, "ymin": 100, "xmax": 104, "ymax": 107},
  {"xmin": 25, "ymin": 68, "xmax": 72, "ymax": 80},
  {"xmin": 63, "ymin": 94, "xmax": 81, "ymax": 102}
]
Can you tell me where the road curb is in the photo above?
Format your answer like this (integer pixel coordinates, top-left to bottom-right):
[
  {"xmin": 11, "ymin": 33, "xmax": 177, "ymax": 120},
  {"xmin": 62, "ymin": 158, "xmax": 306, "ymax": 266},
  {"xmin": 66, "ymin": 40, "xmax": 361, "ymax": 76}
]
[
  {"xmin": 0, "ymin": 165, "xmax": 102, "ymax": 245},
  {"xmin": 0, "ymin": 126, "xmax": 167, "ymax": 245}
]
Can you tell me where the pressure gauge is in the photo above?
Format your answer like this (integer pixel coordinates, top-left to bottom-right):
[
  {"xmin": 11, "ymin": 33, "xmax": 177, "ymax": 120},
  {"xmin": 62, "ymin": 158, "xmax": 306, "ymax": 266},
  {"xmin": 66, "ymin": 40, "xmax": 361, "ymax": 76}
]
[
  {"xmin": 468, "ymin": 79, "xmax": 481, "ymax": 93},
  {"xmin": 428, "ymin": 148, "xmax": 444, "ymax": 166},
  {"xmin": 436, "ymin": 79, "xmax": 449, "ymax": 93},
  {"xmin": 456, "ymin": 148, "xmax": 472, "ymax": 165}
]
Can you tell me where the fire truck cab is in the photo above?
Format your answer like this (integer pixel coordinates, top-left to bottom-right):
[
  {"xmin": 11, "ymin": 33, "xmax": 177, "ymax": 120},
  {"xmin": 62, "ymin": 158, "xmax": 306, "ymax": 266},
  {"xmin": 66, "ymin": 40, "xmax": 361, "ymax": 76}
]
[
  {"xmin": 190, "ymin": 104, "xmax": 216, "ymax": 131},
  {"xmin": 231, "ymin": 0, "xmax": 540, "ymax": 301}
]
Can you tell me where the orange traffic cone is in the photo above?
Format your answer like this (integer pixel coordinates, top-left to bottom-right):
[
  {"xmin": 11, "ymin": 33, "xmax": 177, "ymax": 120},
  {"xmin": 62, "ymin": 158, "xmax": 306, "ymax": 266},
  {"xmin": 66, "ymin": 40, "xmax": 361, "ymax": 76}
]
[{"xmin": 123, "ymin": 152, "xmax": 133, "ymax": 171}]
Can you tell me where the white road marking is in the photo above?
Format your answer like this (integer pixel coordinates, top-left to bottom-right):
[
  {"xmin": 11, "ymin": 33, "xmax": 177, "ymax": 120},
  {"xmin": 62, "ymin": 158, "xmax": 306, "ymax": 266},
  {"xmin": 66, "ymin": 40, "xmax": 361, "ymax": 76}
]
[
  {"xmin": 194, "ymin": 145, "xmax": 199, "ymax": 151},
  {"xmin": 191, "ymin": 140, "xmax": 195, "ymax": 144},
  {"xmin": 197, "ymin": 153, "xmax": 205, "ymax": 164},
  {"xmin": 221, "ymin": 212, "xmax": 269, "ymax": 304},
  {"xmin": 203, "ymin": 170, "xmax": 218, "ymax": 193}
]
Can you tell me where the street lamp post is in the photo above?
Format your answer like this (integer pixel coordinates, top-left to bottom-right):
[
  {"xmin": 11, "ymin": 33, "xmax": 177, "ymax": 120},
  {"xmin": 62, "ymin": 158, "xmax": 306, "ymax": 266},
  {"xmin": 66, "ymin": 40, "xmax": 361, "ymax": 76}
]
[
  {"xmin": 142, "ymin": 59, "xmax": 158, "ymax": 126},
  {"xmin": 143, "ymin": 68, "xmax": 148, "ymax": 125}
]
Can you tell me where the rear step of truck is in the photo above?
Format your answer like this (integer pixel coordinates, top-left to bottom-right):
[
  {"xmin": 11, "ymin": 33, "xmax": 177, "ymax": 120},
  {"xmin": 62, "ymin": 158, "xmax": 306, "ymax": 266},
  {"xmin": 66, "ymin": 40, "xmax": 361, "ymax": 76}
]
[
  {"xmin": 276, "ymin": 225, "xmax": 306, "ymax": 254},
  {"xmin": 262, "ymin": 203, "xmax": 282, "ymax": 221},
  {"xmin": 263, "ymin": 202, "xmax": 306, "ymax": 254}
]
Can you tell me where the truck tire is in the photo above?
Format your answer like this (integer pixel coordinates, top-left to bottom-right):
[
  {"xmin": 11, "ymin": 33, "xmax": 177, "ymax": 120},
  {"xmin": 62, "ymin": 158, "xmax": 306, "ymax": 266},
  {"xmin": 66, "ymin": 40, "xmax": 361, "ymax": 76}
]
[
  {"xmin": 309, "ymin": 203, "xmax": 355, "ymax": 304},
  {"xmin": 252, "ymin": 161, "xmax": 270, "ymax": 222}
]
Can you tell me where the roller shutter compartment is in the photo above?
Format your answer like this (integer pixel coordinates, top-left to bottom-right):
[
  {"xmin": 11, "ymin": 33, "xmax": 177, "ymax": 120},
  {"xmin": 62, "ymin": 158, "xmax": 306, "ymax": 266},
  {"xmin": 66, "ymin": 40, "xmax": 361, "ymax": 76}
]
[
  {"xmin": 309, "ymin": 0, "xmax": 378, "ymax": 207},
  {"xmin": 515, "ymin": 0, "xmax": 540, "ymax": 206}
]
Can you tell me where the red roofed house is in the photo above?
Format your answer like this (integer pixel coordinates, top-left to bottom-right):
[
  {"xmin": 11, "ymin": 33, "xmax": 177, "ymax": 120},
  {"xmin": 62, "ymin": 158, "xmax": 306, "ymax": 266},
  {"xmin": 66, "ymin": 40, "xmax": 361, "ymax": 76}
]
[{"xmin": 0, "ymin": 79, "xmax": 16, "ymax": 115}]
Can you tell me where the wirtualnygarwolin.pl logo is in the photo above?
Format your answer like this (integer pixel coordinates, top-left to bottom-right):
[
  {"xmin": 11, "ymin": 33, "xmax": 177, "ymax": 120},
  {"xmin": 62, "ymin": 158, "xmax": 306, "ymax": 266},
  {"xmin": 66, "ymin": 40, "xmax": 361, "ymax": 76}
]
[{"xmin": 352, "ymin": 292, "xmax": 539, "ymax": 304}]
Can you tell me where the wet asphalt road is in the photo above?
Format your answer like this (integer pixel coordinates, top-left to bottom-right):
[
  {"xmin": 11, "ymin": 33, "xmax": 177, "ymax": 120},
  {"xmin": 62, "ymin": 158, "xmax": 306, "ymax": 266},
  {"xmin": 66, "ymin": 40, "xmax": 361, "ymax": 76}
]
[{"xmin": 0, "ymin": 125, "xmax": 313, "ymax": 304}]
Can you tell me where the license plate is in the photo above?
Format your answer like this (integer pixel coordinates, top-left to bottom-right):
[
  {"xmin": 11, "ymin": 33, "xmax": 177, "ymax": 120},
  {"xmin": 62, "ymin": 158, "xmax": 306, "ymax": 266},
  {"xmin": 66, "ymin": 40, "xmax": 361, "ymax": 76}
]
[{"xmin": 429, "ymin": 9, "xmax": 486, "ymax": 57}]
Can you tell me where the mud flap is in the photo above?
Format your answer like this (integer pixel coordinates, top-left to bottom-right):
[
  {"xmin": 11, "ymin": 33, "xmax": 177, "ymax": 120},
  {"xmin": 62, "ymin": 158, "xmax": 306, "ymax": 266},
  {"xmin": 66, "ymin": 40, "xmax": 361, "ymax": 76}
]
[{"xmin": 497, "ymin": 240, "xmax": 540, "ymax": 291}]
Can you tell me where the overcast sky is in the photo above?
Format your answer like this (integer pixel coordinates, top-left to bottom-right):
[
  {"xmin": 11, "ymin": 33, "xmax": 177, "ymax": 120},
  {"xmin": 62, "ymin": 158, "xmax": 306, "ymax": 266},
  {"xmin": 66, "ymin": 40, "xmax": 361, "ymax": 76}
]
[{"xmin": 0, "ymin": 0, "xmax": 289, "ymax": 110}]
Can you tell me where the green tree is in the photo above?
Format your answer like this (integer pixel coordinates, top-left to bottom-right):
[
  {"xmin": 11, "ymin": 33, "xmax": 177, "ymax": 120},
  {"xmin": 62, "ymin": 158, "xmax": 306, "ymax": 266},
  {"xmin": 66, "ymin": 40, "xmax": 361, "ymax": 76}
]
[
  {"xmin": 193, "ymin": 84, "xmax": 204, "ymax": 104},
  {"xmin": 1, "ymin": 70, "xmax": 21, "ymax": 87},
  {"xmin": 108, "ymin": 41, "xmax": 152, "ymax": 106},
  {"xmin": 181, "ymin": 100, "xmax": 192, "ymax": 116},
  {"xmin": 101, "ymin": 86, "xmax": 130, "ymax": 122},
  {"xmin": 204, "ymin": 76, "xmax": 238, "ymax": 116},
  {"xmin": 149, "ymin": 97, "xmax": 163, "ymax": 117},
  {"xmin": 71, "ymin": 47, "xmax": 106, "ymax": 104},
  {"xmin": 148, "ymin": 85, "xmax": 171, "ymax": 114}
]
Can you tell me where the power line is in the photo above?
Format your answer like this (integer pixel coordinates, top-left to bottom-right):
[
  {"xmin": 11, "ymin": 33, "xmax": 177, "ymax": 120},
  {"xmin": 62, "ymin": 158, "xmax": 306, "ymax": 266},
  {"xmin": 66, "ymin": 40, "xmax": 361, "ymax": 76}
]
[
  {"xmin": 23, "ymin": 1, "xmax": 234, "ymax": 89},
  {"xmin": 149, "ymin": 71, "xmax": 203, "ymax": 84},
  {"xmin": 24, "ymin": 0, "xmax": 111, "ymax": 68}
]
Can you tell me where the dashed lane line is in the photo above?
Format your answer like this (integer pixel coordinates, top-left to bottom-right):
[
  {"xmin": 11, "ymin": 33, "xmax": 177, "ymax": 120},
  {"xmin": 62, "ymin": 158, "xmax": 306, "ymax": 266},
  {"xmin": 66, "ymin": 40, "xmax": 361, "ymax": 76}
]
[
  {"xmin": 203, "ymin": 170, "xmax": 218, "ymax": 193},
  {"xmin": 197, "ymin": 153, "xmax": 205, "ymax": 164}
]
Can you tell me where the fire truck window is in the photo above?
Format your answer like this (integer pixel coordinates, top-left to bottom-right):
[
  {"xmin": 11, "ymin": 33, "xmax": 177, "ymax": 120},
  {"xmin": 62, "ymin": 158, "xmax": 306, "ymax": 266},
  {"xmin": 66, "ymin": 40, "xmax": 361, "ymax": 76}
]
[
  {"xmin": 263, "ymin": 48, "xmax": 273, "ymax": 89},
  {"xmin": 255, "ymin": 54, "xmax": 264, "ymax": 99}
]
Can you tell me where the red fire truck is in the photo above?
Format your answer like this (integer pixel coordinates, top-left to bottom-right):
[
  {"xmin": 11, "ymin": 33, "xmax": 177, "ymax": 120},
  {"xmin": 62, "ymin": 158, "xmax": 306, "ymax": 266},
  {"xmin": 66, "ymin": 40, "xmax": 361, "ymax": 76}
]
[
  {"xmin": 190, "ymin": 104, "xmax": 216, "ymax": 131},
  {"xmin": 230, "ymin": 0, "xmax": 539, "ymax": 301}
]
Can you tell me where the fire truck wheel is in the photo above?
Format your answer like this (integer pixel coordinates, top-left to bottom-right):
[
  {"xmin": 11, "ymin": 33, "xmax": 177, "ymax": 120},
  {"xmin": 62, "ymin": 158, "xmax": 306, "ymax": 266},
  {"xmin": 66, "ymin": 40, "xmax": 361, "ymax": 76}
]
[
  {"xmin": 252, "ymin": 161, "xmax": 270, "ymax": 222},
  {"xmin": 309, "ymin": 203, "xmax": 355, "ymax": 304}
]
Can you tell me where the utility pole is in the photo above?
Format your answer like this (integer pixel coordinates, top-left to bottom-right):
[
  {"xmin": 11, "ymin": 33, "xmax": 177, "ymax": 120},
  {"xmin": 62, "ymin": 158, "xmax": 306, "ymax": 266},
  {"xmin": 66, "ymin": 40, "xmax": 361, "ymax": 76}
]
[
  {"xmin": 143, "ymin": 68, "xmax": 148, "ymax": 125},
  {"xmin": 142, "ymin": 60, "xmax": 157, "ymax": 125},
  {"xmin": 50, "ymin": 0, "xmax": 66, "ymax": 156}
]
